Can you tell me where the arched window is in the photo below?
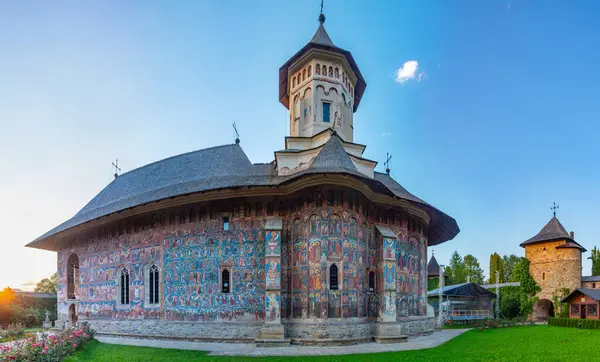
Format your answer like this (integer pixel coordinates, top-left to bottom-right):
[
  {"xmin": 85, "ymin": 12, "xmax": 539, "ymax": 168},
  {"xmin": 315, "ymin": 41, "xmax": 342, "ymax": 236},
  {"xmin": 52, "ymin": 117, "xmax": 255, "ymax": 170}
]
[
  {"xmin": 322, "ymin": 65, "xmax": 327, "ymax": 75},
  {"xmin": 316, "ymin": 64, "xmax": 320, "ymax": 75},
  {"xmin": 67, "ymin": 254, "xmax": 79, "ymax": 300},
  {"xmin": 292, "ymin": 77, "xmax": 296, "ymax": 87},
  {"xmin": 222, "ymin": 269, "xmax": 231, "ymax": 293},
  {"xmin": 120, "ymin": 268, "xmax": 130, "ymax": 305},
  {"xmin": 330, "ymin": 264, "xmax": 339, "ymax": 290},
  {"xmin": 148, "ymin": 265, "xmax": 159, "ymax": 305},
  {"xmin": 308, "ymin": 65, "xmax": 312, "ymax": 76},
  {"xmin": 302, "ymin": 69, "xmax": 306, "ymax": 81},
  {"xmin": 328, "ymin": 66, "xmax": 333, "ymax": 77},
  {"xmin": 368, "ymin": 271, "xmax": 376, "ymax": 292},
  {"xmin": 594, "ymin": 283, "xmax": 597, "ymax": 288},
  {"xmin": 335, "ymin": 67, "xmax": 339, "ymax": 78}
]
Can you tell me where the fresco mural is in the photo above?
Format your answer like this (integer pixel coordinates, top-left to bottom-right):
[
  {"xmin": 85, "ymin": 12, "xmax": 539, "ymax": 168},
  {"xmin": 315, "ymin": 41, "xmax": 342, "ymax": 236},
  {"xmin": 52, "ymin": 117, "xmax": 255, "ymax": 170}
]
[{"xmin": 56, "ymin": 194, "xmax": 430, "ymax": 328}]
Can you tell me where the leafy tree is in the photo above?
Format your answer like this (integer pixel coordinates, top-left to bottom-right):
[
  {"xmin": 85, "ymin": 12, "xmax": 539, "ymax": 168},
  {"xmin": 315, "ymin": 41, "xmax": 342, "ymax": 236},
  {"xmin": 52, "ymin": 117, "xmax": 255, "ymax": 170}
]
[
  {"xmin": 499, "ymin": 286, "xmax": 521, "ymax": 318},
  {"xmin": 502, "ymin": 254, "xmax": 522, "ymax": 282},
  {"xmin": 489, "ymin": 253, "xmax": 505, "ymax": 284},
  {"xmin": 588, "ymin": 247, "xmax": 600, "ymax": 276},
  {"xmin": 444, "ymin": 266, "xmax": 453, "ymax": 285},
  {"xmin": 552, "ymin": 288, "xmax": 570, "ymax": 318},
  {"xmin": 34, "ymin": 273, "xmax": 58, "ymax": 294},
  {"xmin": 464, "ymin": 254, "xmax": 485, "ymax": 284},
  {"xmin": 448, "ymin": 251, "xmax": 466, "ymax": 284},
  {"xmin": 513, "ymin": 258, "xmax": 541, "ymax": 316}
]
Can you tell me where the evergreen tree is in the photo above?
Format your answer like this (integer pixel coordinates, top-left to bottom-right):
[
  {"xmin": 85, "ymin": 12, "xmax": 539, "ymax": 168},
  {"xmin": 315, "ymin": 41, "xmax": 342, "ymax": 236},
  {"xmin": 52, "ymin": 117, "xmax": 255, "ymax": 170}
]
[
  {"xmin": 588, "ymin": 247, "xmax": 600, "ymax": 276},
  {"xmin": 464, "ymin": 254, "xmax": 485, "ymax": 284},
  {"xmin": 444, "ymin": 266, "xmax": 453, "ymax": 285},
  {"xmin": 489, "ymin": 253, "xmax": 504, "ymax": 284},
  {"xmin": 448, "ymin": 251, "xmax": 466, "ymax": 284},
  {"xmin": 502, "ymin": 254, "xmax": 522, "ymax": 282}
]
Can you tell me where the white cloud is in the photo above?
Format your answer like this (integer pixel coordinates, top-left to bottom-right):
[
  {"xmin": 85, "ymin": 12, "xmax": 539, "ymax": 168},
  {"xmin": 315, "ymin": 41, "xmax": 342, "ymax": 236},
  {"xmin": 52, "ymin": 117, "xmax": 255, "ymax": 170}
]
[{"xmin": 395, "ymin": 60, "xmax": 426, "ymax": 84}]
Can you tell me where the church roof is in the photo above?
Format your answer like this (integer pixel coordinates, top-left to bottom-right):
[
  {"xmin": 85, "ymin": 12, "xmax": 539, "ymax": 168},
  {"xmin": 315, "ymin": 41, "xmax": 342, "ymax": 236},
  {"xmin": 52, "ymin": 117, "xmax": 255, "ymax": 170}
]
[
  {"xmin": 28, "ymin": 140, "xmax": 459, "ymax": 250},
  {"xmin": 427, "ymin": 255, "xmax": 441, "ymax": 277},
  {"xmin": 561, "ymin": 288, "xmax": 600, "ymax": 303},
  {"xmin": 279, "ymin": 22, "xmax": 366, "ymax": 112},
  {"xmin": 520, "ymin": 216, "xmax": 581, "ymax": 248},
  {"xmin": 582, "ymin": 276, "xmax": 600, "ymax": 282}
]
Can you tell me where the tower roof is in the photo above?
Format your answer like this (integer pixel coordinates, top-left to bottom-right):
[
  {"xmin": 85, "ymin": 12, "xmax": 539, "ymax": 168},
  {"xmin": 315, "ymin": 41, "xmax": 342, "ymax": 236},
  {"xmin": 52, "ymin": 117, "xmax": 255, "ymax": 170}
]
[
  {"xmin": 520, "ymin": 216, "xmax": 584, "ymax": 250},
  {"xmin": 307, "ymin": 132, "xmax": 362, "ymax": 177},
  {"xmin": 427, "ymin": 255, "xmax": 440, "ymax": 277},
  {"xmin": 279, "ymin": 20, "xmax": 366, "ymax": 112}
]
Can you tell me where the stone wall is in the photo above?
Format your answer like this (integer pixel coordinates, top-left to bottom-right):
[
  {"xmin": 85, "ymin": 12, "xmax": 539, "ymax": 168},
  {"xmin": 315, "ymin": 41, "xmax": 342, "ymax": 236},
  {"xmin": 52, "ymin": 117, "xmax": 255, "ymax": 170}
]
[
  {"xmin": 582, "ymin": 282, "xmax": 600, "ymax": 290},
  {"xmin": 525, "ymin": 240, "xmax": 582, "ymax": 301}
]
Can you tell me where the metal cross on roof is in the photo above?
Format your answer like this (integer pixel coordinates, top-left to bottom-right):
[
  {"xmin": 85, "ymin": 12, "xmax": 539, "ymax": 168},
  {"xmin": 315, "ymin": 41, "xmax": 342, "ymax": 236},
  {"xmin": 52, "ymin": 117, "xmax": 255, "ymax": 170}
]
[
  {"xmin": 550, "ymin": 202, "xmax": 559, "ymax": 216},
  {"xmin": 318, "ymin": 0, "xmax": 325, "ymax": 24},
  {"xmin": 320, "ymin": 0, "xmax": 324, "ymax": 14},
  {"xmin": 112, "ymin": 159, "xmax": 121, "ymax": 179},
  {"xmin": 384, "ymin": 153, "xmax": 392, "ymax": 175},
  {"xmin": 232, "ymin": 122, "xmax": 240, "ymax": 144}
]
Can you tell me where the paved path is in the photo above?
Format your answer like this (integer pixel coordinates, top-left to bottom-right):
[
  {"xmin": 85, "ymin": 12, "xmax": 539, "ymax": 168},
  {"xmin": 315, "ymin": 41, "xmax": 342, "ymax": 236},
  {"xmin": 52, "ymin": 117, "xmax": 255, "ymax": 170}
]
[{"xmin": 96, "ymin": 329, "xmax": 469, "ymax": 356}]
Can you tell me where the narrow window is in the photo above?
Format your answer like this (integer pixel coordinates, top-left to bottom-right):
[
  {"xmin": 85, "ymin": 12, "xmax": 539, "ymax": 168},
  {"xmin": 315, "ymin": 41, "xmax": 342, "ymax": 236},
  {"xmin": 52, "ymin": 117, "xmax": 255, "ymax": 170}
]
[
  {"xmin": 308, "ymin": 65, "xmax": 312, "ymax": 76},
  {"xmin": 594, "ymin": 283, "xmax": 596, "ymax": 288},
  {"xmin": 330, "ymin": 264, "xmax": 338, "ymax": 290},
  {"xmin": 322, "ymin": 65, "xmax": 327, "ymax": 75},
  {"xmin": 292, "ymin": 77, "xmax": 296, "ymax": 87},
  {"xmin": 149, "ymin": 265, "xmax": 159, "ymax": 305},
  {"xmin": 302, "ymin": 69, "xmax": 306, "ymax": 81},
  {"xmin": 328, "ymin": 66, "xmax": 333, "ymax": 77},
  {"xmin": 120, "ymin": 269, "xmax": 130, "ymax": 305},
  {"xmin": 368, "ymin": 271, "xmax": 375, "ymax": 292},
  {"xmin": 223, "ymin": 216, "xmax": 229, "ymax": 231},
  {"xmin": 222, "ymin": 269, "xmax": 230, "ymax": 293},
  {"xmin": 322, "ymin": 102, "xmax": 330, "ymax": 123},
  {"xmin": 542, "ymin": 272, "xmax": 545, "ymax": 280},
  {"xmin": 316, "ymin": 64, "xmax": 320, "ymax": 75},
  {"xmin": 335, "ymin": 67, "xmax": 339, "ymax": 78}
]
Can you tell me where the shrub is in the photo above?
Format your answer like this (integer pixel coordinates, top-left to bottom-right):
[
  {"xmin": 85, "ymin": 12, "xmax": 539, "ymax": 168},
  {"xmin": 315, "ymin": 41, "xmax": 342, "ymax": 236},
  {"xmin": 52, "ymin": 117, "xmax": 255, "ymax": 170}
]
[
  {"xmin": 549, "ymin": 317, "xmax": 600, "ymax": 330},
  {"xmin": 6, "ymin": 323, "xmax": 25, "ymax": 338},
  {"xmin": 0, "ymin": 323, "xmax": 94, "ymax": 361}
]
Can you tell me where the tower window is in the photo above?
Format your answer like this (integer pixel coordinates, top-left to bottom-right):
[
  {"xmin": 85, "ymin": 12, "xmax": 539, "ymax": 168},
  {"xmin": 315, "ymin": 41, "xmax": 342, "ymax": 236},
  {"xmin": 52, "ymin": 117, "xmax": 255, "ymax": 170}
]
[
  {"xmin": 308, "ymin": 65, "xmax": 312, "ymax": 76},
  {"xmin": 223, "ymin": 216, "xmax": 229, "ymax": 231},
  {"xmin": 120, "ymin": 268, "xmax": 130, "ymax": 305},
  {"xmin": 148, "ymin": 265, "xmax": 160, "ymax": 305},
  {"xmin": 322, "ymin": 102, "xmax": 330, "ymax": 123},
  {"xmin": 330, "ymin": 264, "xmax": 339, "ymax": 290},
  {"xmin": 302, "ymin": 69, "xmax": 306, "ymax": 81},
  {"xmin": 316, "ymin": 64, "xmax": 320, "ymax": 75},
  {"xmin": 335, "ymin": 67, "xmax": 339, "ymax": 78},
  {"xmin": 292, "ymin": 77, "xmax": 296, "ymax": 87},
  {"xmin": 368, "ymin": 271, "xmax": 375, "ymax": 292},
  {"xmin": 542, "ymin": 272, "xmax": 545, "ymax": 280},
  {"xmin": 222, "ymin": 269, "xmax": 230, "ymax": 293}
]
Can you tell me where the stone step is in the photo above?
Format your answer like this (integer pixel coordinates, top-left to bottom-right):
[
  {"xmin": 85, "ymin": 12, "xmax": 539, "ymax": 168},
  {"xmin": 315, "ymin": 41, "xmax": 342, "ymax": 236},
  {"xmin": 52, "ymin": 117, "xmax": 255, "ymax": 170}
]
[
  {"xmin": 374, "ymin": 335, "xmax": 408, "ymax": 344},
  {"xmin": 254, "ymin": 339, "xmax": 291, "ymax": 347}
]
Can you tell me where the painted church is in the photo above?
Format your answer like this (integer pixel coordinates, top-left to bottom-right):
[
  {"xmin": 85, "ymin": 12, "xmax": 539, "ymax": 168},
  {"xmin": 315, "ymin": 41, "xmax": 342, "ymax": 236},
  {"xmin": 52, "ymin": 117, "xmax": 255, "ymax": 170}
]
[{"xmin": 27, "ymin": 13, "xmax": 459, "ymax": 345}]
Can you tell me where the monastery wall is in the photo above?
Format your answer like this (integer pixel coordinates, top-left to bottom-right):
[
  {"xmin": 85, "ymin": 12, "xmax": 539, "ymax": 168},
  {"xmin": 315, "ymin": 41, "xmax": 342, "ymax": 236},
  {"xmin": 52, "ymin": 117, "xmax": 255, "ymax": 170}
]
[{"xmin": 56, "ymin": 187, "xmax": 433, "ymax": 342}]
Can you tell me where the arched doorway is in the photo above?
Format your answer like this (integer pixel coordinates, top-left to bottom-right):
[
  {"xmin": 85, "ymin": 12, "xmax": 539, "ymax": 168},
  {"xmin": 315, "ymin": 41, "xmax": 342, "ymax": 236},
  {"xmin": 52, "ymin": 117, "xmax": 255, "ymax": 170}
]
[
  {"xmin": 535, "ymin": 299, "xmax": 554, "ymax": 321},
  {"xmin": 68, "ymin": 304, "xmax": 78, "ymax": 324},
  {"xmin": 67, "ymin": 254, "xmax": 79, "ymax": 300}
]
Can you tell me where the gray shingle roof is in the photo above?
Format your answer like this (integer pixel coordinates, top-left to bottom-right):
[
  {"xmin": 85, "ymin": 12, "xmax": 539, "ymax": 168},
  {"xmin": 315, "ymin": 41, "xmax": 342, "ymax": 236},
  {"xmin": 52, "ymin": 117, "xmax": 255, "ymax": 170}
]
[
  {"xmin": 28, "ymin": 138, "xmax": 459, "ymax": 249},
  {"xmin": 427, "ymin": 255, "xmax": 440, "ymax": 277},
  {"xmin": 561, "ymin": 288, "xmax": 600, "ymax": 303},
  {"xmin": 310, "ymin": 24, "xmax": 335, "ymax": 47},
  {"xmin": 520, "ymin": 216, "xmax": 578, "ymax": 247},
  {"xmin": 582, "ymin": 276, "xmax": 600, "ymax": 282}
]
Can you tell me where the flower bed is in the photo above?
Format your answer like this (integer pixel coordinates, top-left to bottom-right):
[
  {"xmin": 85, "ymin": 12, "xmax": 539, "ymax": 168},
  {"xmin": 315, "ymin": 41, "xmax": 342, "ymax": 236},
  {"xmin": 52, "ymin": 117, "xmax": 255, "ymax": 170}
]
[{"xmin": 0, "ymin": 323, "xmax": 93, "ymax": 361}]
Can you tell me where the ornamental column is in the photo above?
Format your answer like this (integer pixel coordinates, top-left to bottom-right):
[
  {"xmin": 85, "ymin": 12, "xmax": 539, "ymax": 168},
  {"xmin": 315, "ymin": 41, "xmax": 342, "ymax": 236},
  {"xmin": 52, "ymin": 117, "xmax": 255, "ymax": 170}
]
[
  {"xmin": 256, "ymin": 217, "xmax": 290, "ymax": 346},
  {"xmin": 374, "ymin": 225, "xmax": 406, "ymax": 343}
]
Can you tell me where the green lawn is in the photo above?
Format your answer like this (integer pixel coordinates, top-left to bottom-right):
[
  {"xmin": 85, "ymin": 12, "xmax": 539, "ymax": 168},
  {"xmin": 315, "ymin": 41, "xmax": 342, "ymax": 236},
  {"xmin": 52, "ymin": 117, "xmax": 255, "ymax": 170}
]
[{"xmin": 65, "ymin": 326, "xmax": 600, "ymax": 362}]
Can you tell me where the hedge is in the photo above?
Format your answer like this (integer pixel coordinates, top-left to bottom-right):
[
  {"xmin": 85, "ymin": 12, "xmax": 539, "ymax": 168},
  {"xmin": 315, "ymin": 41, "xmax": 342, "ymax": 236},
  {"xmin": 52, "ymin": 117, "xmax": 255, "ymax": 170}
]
[{"xmin": 548, "ymin": 317, "xmax": 600, "ymax": 329}]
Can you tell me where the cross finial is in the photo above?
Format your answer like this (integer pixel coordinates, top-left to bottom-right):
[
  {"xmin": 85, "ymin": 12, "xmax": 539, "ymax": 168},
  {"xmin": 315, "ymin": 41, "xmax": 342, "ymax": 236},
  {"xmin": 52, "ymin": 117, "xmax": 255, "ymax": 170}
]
[
  {"xmin": 112, "ymin": 159, "xmax": 121, "ymax": 179},
  {"xmin": 550, "ymin": 202, "xmax": 559, "ymax": 217},
  {"xmin": 232, "ymin": 122, "xmax": 240, "ymax": 144},
  {"xmin": 318, "ymin": 0, "xmax": 325, "ymax": 24},
  {"xmin": 384, "ymin": 153, "xmax": 392, "ymax": 175}
]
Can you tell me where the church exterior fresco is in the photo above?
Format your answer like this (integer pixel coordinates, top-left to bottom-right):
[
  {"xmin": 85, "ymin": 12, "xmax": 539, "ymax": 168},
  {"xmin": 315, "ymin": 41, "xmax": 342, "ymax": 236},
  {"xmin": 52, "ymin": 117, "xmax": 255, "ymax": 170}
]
[{"xmin": 56, "ymin": 192, "xmax": 432, "ymax": 341}]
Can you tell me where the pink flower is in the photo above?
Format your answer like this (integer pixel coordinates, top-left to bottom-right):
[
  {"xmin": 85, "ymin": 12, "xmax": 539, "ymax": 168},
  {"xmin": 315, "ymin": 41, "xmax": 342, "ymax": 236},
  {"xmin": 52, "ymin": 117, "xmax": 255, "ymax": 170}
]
[
  {"xmin": 42, "ymin": 350, "xmax": 47, "ymax": 355},
  {"xmin": 73, "ymin": 343, "xmax": 77, "ymax": 347}
]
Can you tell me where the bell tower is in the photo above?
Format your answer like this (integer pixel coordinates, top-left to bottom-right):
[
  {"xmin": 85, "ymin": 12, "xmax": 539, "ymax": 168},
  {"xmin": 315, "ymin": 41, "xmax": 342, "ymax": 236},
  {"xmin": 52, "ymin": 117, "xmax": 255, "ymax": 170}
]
[{"xmin": 278, "ymin": 12, "xmax": 366, "ymax": 143}]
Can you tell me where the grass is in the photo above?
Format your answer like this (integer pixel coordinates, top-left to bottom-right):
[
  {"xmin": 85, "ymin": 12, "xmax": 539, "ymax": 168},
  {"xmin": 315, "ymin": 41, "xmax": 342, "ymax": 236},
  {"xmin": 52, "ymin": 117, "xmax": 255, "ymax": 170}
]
[{"xmin": 65, "ymin": 326, "xmax": 600, "ymax": 362}]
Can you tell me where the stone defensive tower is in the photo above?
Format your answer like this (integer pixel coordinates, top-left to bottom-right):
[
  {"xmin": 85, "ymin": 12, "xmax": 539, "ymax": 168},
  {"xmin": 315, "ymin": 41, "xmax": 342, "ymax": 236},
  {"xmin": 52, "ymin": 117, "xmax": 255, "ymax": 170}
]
[{"xmin": 520, "ymin": 216, "xmax": 585, "ymax": 319}]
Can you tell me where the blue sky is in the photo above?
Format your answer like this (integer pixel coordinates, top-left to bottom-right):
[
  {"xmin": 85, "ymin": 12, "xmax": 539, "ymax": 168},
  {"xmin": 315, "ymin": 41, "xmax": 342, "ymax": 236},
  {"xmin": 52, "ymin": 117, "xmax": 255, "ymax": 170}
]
[{"xmin": 1, "ymin": 0, "xmax": 599, "ymax": 289}]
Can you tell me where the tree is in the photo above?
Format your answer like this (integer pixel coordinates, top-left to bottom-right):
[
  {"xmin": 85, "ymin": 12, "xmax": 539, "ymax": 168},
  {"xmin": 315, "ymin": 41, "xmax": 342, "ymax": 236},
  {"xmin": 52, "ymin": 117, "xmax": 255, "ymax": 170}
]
[
  {"xmin": 513, "ymin": 258, "xmax": 541, "ymax": 316},
  {"xmin": 34, "ymin": 273, "xmax": 58, "ymax": 294},
  {"xmin": 444, "ymin": 266, "xmax": 453, "ymax": 285},
  {"xmin": 489, "ymin": 253, "xmax": 505, "ymax": 284},
  {"xmin": 448, "ymin": 251, "xmax": 466, "ymax": 284},
  {"xmin": 588, "ymin": 247, "xmax": 600, "ymax": 276},
  {"xmin": 502, "ymin": 254, "xmax": 522, "ymax": 282},
  {"xmin": 464, "ymin": 254, "xmax": 485, "ymax": 284}
]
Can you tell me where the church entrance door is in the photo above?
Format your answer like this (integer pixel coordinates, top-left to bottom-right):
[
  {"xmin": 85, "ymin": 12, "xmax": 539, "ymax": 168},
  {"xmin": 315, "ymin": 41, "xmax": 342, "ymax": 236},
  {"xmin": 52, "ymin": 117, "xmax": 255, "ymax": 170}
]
[{"xmin": 68, "ymin": 304, "xmax": 78, "ymax": 324}]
